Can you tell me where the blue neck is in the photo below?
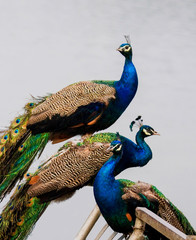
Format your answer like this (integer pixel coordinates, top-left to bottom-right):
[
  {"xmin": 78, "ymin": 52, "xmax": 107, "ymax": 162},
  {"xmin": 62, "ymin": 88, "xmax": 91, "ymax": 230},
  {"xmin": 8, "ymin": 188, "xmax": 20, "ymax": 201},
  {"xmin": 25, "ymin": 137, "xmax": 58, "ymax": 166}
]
[
  {"xmin": 135, "ymin": 131, "xmax": 153, "ymax": 163},
  {"xmin": 94, "ymin": 155, "xmax": 125, "ymax": 217},
  {"xmin": 115, "ymin": 133, "xmax": 152, "ymax": 174},
  {"xmin": 114, "ymin": 57, "xmax": 138, "ymax": 108},
  {"xmin": 94, "ymin": 55, "xmax": 138, "ymax": 130},
  {"xmin": 94, "ymin": 154, "xmax": 133, "ymax": 232}
]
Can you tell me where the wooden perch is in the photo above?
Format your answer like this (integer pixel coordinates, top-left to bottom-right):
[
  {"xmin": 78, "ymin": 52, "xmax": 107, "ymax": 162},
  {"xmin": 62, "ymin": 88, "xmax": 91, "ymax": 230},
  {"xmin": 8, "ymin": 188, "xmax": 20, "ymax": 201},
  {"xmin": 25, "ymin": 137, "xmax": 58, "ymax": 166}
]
[
  {"xmin": 135, "ymin": 207, "xmax": 196, "ymax": 240},
  {"xmin": 75, "ymin": 205, "xmax": 196, "ymax": 240},
  {"xmin": 74, "ymin": 205, "xmax": 101, "ymax": 240},
  {"xmin": 94, "ymin": 224, "xmax": 109, "ymax": 240},
  {"xmin": 128, "ymin": 217, "xmax": 146, "ymax": 240}
]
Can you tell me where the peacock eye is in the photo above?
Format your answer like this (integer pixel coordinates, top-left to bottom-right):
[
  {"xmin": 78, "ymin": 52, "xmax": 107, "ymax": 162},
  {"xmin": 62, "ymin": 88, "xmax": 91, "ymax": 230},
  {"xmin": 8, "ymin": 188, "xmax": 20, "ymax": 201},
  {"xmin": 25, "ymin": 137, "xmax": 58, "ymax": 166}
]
[
  {"xmin": 4, "ymin": 135, "xmax": 8, "ymax": 140},
  {"xmin": 16, "ymin": 119, "xmax": 20, "ymax": 124}
]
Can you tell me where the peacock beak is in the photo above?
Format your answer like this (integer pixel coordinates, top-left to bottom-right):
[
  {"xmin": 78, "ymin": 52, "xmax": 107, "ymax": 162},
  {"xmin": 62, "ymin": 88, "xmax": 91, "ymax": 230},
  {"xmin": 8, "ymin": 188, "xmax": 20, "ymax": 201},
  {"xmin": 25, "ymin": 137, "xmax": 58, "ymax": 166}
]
[
  {"xmin": 117, "ymin": 47, "xmax": 123, "ymax": 52},
  {"xmin": 152, "ymin": 130, "xmax": 160, "ymax": 136}
]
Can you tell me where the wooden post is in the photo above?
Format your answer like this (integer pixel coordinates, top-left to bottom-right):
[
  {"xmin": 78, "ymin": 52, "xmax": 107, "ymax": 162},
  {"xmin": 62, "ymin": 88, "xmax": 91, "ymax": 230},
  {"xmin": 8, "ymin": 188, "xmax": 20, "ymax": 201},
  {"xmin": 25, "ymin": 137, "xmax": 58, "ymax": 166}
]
[
  {"xmin": 107, "ymin": 231, "xmax": 118, "ymax": 240},
  {"xmin": 94, "ymin": 224, "xmax": 109, "ymax": 240},
  {"xmin": 128, "ymin": 217, "xmax": 146, "ymax": 240},
  {"xmin": 74, "ymin": 205, "xmax": 101, "ymax": 240}
]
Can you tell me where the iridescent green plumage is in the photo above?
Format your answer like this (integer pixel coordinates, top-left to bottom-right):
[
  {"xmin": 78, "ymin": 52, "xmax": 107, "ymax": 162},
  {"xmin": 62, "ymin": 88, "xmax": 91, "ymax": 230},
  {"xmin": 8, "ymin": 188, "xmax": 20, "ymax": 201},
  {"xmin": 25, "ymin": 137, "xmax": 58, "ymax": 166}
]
[
  {"xmin": 0, "ymin": 98, "xmax": 50, "ymax": 200},
  {"xmin": 0, "ymin": 102, "xmax": 35, "ymax": 165},
  {"xmin": 0, "ymin": 181, "xmax": 49, "ymax": 240},
  {"xmin": 150, "ymin": 185, "xmax": 196, "ymax": 235},
  {"xmin": 0, "ymin": 133, "xmax": 49, "ymax": 200},
  {"xmin": 83, "ymin": 132, "xmax": 117, "ymax": 145}
]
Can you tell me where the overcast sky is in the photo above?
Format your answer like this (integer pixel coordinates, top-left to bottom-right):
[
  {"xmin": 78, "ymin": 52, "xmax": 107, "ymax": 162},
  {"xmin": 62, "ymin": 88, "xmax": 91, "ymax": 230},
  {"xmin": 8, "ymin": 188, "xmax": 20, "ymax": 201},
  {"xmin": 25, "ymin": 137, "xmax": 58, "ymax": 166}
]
[{"xmin": 0, "ymin": 0, "xmax": 195, "ymax": 239}]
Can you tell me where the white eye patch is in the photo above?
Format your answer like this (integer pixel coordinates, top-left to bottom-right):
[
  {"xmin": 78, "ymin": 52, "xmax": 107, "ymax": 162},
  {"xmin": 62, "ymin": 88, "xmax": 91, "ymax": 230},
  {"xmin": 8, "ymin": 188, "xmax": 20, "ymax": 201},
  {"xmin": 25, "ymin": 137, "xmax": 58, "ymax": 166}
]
[
  {"xmin": 143, "ymin": 129, "xmax": 151, "ymax": 136},
  {"xmin": 123, "ymin": 46, "xmax": 131, "ymax": 52},
  {"xmin": 116, "ymin": 144, "xmax": 122, "ymax": 152}
]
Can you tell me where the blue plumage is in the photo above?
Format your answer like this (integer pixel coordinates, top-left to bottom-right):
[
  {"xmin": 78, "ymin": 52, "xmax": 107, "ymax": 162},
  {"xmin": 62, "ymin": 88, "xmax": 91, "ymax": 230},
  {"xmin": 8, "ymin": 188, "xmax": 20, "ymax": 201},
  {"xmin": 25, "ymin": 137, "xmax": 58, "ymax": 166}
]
[
  {"xmin": 96, "ymin": 43, "xmax": 138, "ymax": 131},
  {"xmin": 94, "ymin": 131, "xmax": 196, "ymax": 238},
  {"xmin": 94, "ymin": 125, "xmax": 158, "ymax": 234},
  {"xmin": 115, "ymin": 124, "xmax": 158, "ymax": 175}
]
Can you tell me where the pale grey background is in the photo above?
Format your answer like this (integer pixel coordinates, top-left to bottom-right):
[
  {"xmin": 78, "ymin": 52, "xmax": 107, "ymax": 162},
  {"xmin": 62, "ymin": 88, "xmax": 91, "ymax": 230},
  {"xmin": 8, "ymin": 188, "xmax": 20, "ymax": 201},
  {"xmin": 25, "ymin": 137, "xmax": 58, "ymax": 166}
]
[{"xmin": 0, "ymin": 0, "xmax": 195, "ymax": 239}]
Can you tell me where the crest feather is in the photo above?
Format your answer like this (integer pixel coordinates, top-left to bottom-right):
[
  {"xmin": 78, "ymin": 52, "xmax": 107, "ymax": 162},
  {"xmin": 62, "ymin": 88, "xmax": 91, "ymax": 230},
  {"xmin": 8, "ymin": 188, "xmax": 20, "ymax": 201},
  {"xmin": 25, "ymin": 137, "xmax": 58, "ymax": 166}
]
[{"xmin": 124, "ymin": 35, "xmax": 131, "ymax": 44}]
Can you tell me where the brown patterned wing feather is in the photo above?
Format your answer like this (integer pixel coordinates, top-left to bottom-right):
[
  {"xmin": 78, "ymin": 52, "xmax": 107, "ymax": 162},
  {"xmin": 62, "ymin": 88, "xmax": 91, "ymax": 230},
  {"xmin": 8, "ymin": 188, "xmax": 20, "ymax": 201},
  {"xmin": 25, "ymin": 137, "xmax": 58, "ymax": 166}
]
[
  {"xmin": 27, "ymin": 142, "xmax": 113, "ymax": 201},
  {"xmin": 122, "ymin": 182, "xmax": 186, "ymax": 233},
  {"xmin": 27, "ymin": 81, "xmax": 116, "ymax": 134},
  {"xmin": 149, "ymin": 188, "xmax": 185, "ymax": 233}
]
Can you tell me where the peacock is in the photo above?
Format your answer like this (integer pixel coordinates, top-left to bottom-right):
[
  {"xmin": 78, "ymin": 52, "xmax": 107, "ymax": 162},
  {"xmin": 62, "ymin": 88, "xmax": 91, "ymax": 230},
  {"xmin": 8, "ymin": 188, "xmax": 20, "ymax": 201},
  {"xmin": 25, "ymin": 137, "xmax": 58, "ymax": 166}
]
[
  {"xmin": 0, "ymin": 36, "xmax": 138, "ymax": 200},
  {"xmin": 93, "ymin": 141, "xmax": 196, "ymax": 239},
  {"xmin": 0, "ymin": 118, "xmax": 158, "ymax": 240}
]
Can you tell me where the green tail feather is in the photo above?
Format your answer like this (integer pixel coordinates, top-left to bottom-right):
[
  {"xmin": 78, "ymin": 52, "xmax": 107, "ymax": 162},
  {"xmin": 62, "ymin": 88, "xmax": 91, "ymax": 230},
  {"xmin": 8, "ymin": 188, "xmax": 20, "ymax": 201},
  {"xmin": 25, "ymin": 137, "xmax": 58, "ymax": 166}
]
[
  {"xmin": 151, "ymin": 185, "xmax": 196, "ymax": 235},
  {"xmin": 0, "ymin": 102, "xmax": 36, "ymax": 165},
  {"xmin": 0, "ymin": 133, "xmax": 49, "ymax": 200},
  {"xmin": 0, "ymin": 180, "xmax": 50, "ymax": 240},
  {"xmin": 0, "ymin": 97, "xmax": 49, "ymax": 201}
]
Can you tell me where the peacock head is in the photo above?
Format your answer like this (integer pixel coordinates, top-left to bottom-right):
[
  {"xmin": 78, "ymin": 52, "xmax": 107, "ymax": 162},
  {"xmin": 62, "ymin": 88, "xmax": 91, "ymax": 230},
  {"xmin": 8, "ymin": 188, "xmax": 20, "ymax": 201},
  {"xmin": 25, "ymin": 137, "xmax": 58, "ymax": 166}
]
[
  {"xmin": 130, "ymin": 116, "xmax": 159, "ymax": 138},
  {"xmin": 109, "ymin": 140, "xmax": 123, "ymax": 154},
  {"xmin": 117, "ymin": 43, "xmax": 132, "ymax": 58},
  {"xmin": 117, "ymin": 35, "xmax": 132, "ymax": 58},
  {"xmin": 139, "ymin": 125, "xmax": 159, "ymax": 138}
]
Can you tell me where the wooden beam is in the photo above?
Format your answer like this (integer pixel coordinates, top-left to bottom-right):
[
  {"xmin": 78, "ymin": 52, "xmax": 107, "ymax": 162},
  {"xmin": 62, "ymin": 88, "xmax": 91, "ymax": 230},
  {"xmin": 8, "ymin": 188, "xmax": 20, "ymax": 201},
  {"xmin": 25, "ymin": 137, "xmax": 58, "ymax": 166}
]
[{"xmin": 135, "ymin": 207, "xmax": 188, "ymax": 240}]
